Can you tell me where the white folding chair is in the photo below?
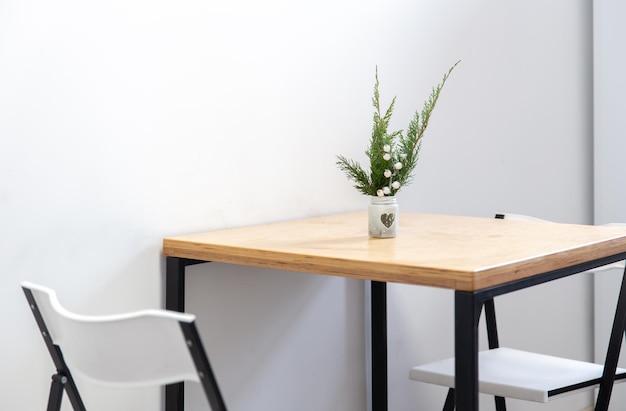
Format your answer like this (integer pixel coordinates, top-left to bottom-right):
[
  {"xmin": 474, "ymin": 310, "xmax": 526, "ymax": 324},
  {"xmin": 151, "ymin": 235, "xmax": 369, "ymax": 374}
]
[
  {"xmin": 408, "ymin": 214, "xmax": 626, "ymax": 410},
  {"xmin": 22, "ymin": 281, "xmax": 227, "ymax": 411}
]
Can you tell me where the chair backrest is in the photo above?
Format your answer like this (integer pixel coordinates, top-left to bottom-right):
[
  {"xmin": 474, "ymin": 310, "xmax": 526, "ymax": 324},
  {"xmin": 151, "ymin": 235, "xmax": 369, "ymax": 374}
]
[
  {"xmin": 22, "ymin": 281, "xmax": 200, "ymax": 388},
  {"xmin": 495, "ymin": 213, "xmax": 550, "ymax": 223}
]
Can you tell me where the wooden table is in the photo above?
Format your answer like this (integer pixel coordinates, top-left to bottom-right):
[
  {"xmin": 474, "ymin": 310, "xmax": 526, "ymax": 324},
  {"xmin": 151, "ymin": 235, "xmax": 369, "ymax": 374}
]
[{"xmin": 162, "ymin": 212, "xmax": 626, "ymax": 411}]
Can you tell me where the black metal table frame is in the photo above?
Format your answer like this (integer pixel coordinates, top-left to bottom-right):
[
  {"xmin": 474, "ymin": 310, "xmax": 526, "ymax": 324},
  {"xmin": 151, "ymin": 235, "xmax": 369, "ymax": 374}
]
[{"xmin": 165, "ymin": 252, "xmax": 626, "ymax": 411}]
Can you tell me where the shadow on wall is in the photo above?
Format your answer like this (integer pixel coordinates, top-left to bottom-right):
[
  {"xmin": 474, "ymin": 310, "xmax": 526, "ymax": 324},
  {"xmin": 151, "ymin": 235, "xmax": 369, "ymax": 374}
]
[{"xmin": 181, "ymin": 262, "xmax": 366, "ymax": 410}]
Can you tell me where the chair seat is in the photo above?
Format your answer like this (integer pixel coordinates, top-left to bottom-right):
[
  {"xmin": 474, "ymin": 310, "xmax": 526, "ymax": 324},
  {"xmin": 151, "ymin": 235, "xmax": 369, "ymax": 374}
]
[{"xmin": 409, "ymin": 347, "xmax": 626, "ymax": 403}]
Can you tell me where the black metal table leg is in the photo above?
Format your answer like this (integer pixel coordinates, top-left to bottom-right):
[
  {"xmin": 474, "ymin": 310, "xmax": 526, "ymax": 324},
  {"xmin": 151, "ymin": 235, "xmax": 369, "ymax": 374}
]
[
  {"xmin": 166, "ymin": 257, "xmax": 187, "ymax": 411},
  {"xmin": 165, "ymin": 257, "xmax": 223, "ymax": 411},
  {"xmin": 166, "ymin": 257, "xmax": 187, "ymax": 312},
  {"xmin": 455, "ymin": 291, "xmax": 480, "ymax": 411},
  {"xmin": 371, "ymin": 281, "xmax": 388, "ymax": 411}
]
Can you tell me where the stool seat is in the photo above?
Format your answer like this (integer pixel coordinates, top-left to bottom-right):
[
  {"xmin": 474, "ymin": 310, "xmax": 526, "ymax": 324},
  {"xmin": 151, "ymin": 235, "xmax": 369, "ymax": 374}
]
[{"xmin": 409, "ymin": 347, "xmax": 626, "ymax": 403}]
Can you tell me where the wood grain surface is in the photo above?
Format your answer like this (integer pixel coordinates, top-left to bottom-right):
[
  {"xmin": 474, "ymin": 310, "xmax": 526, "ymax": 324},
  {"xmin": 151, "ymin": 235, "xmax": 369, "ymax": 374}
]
[{"xmin": 163, "ymin": 212, "xmax": 626, "ymax": 291}]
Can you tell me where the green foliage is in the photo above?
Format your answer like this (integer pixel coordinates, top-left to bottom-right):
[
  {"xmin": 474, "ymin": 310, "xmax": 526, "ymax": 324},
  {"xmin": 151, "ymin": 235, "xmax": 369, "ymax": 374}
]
[{"xmin": 336, "ymin": 61, "xmax": 459, "ymax": 197}]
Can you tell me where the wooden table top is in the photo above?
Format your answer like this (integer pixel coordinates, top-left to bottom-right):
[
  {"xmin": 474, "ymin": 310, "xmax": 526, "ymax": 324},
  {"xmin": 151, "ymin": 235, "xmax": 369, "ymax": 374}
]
[{"xmin": 162, "ymin": 212, "xmax": 626, "ymax": 291}]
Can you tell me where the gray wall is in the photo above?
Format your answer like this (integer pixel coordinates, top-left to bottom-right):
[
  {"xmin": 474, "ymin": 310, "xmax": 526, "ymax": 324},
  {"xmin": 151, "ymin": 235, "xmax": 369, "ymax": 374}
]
[
  {"xmin": 0, "ymin": 1, "xmax": 594, "ymax": 410},
  {"xmin": 389, "ymin": 2, "xmax": 594, "ymax": 410},
  {"xmin": 594, "ymin": 0, "xmax": 626, "ymax": 409}
]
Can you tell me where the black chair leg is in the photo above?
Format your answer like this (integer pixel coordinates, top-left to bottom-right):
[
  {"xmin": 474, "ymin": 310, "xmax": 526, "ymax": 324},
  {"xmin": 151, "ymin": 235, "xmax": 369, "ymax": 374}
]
[
  {"xmin": 439, "ymin": 299, "xmax": 508, "ymax": 411},
  {"xmin": 24, "ymin": 288, "xmax": 87, "ymax": 411},
  {"xmin": 443, "ymin": 388, "xmax": 455, "ymax": 411},
  {"xmin": 494, "ymin": 396, "xmax": 506, "ymax": 411},
  {"xmin": 596, "ymin": 271, "xmax": 626, "ymax": 411},
  {"xmin": 47, "ymin": 374, "xmax": 65, "ymax": 411},
  {"xmin": 484, "ymin": 298, "xmax": 507, "ymax": 411}
]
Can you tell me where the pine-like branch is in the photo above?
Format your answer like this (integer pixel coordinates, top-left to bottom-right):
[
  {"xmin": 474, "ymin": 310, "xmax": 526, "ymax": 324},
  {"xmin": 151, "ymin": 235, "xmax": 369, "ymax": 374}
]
[
  {"xmin": 336, "ymin": 155, "xmax": 375, "ymax": 196},
  {"xmin": 414, "ymin": 60, "xmax": 460, "ymax": 151},
  {"xmin": 337, "ymin": 61, "xmax": 459, "ymax": 197}
]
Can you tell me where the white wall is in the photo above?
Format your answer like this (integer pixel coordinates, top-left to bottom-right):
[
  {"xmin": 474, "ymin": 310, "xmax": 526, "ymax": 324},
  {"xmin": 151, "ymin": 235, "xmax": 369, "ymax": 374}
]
[{"xmin": 0, "ymin": 1, "xmax": 593, "ymax": 410}]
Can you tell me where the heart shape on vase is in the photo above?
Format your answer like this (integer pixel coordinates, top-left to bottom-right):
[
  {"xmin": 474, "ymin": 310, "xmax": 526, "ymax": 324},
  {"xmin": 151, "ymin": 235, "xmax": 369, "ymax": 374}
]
[{"xmin": 381, "ymin": 213, "xmax": 395, "ymax": 228}]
